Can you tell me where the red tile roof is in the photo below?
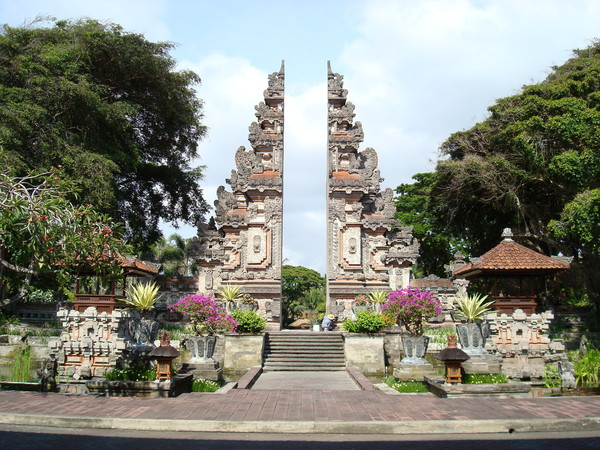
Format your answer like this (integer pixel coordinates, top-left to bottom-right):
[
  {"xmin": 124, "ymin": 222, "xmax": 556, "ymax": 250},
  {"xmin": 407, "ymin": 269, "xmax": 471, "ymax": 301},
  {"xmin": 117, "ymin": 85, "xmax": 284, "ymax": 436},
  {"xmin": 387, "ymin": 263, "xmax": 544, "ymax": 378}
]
[
  {"xmin": 121, "ymin": 257, "xmax": 160, "ymax": 275},
  {"xmin": 454, "ymin": 239, "xmax": 569, "ymax": 277}
]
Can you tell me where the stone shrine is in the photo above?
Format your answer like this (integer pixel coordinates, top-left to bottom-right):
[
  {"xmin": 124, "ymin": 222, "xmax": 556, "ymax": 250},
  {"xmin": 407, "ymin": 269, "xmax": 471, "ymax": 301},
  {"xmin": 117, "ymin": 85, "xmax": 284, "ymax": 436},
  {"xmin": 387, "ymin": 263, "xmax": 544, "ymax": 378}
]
[
  {"xmin": 194, "ymin": 62, "xmax": 285, "ymax": 327},
  {"xmin": 326, "ymin": 62, "xmax": 419, "ymax": 318}
]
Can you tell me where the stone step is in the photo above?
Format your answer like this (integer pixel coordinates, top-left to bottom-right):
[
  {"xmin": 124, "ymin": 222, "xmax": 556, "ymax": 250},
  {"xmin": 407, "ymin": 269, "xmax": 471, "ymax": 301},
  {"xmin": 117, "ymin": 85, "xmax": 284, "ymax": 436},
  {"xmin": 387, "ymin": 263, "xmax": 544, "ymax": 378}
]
[
  {"xmin": 264, "ymin": 345, "xmax": 344, "ymax": 351},
  {"xmin": 266, "ymin": 339, "xmax": 343, "ymax": 345},
  {"xmin": 265, "ymin": 354, "xmax": 345, "ymax": 363},
  {"xmin": 263, "ymin": 332, "xmax": 346, "ymax": 372},
  {"xmin": 262, "ymin": 366, "xmax": 345, "ymax": 372},
  {"xmin": 264, "ymin": 350, "xmax": 344, "ymax": 356},
  {"xmin": 263, "ymin": 362, "xmax": 346, "ymax": 369}
]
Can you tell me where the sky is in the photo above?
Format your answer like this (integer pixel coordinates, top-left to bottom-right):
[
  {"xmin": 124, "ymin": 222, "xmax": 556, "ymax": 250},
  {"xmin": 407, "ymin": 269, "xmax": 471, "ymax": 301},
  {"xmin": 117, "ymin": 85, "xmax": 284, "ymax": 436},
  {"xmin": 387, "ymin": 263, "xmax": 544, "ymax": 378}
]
[{"xmin": 2, "ymin": 0, "xmax": 599, "ymax": 275}]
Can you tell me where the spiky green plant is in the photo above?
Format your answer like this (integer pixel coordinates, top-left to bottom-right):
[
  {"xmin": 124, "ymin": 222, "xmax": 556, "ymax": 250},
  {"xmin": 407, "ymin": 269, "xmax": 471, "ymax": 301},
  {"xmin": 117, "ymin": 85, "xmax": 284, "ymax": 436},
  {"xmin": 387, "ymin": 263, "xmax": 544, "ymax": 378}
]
[
  {"xmin": 217, "ymin": 285, "xmax": 242, "ymax": 302},
  {"xmin": 368, "ymin": 290, "xmax": 389, "ymax": 303},
  {"xmin": 453, "ymin": 293, "xmax": 494, "ymax": 323},
  {"xmin": 124, "ymin": 281, "xmax": 161, "ymax": 312}
]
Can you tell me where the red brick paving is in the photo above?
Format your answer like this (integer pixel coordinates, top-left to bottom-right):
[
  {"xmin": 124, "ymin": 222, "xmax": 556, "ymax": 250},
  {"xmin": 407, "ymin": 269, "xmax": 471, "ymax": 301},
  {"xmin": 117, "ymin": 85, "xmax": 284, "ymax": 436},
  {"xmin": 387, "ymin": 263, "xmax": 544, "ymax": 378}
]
[{"xmin": 1, "ymin": 390, "xmax": 600, "ymax": 424}]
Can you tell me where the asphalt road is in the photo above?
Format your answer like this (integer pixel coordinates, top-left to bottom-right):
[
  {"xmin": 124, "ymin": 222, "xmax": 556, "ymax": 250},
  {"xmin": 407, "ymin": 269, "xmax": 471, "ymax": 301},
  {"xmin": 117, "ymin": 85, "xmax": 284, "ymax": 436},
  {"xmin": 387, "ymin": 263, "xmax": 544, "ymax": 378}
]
[{"xmin": 1, "ymin": 425, "xmax": 600, "ymax": 449}]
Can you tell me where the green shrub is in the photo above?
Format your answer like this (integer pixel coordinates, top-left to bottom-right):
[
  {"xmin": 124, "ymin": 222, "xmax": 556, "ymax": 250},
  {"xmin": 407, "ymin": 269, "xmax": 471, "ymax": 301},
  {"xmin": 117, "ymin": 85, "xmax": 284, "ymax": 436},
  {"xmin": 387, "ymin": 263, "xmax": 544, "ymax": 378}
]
[
  {"xmin": 463, "ymin": 373, "xmax": 508, "ymax": 384},
  {"xmin": 423, "ymin": 326, "xmax": 456, "ymax": 345},
  {"xmin": 192, "ymin": 378, "xmax": 222, "ymax": 392},
  {"xmin": 105, "ymin": 365, "xmax": 156, "ymax": 381},
  {"xmin": 544, "ymin": 364, "xmax": 562, "ymax": 388},
  {"xmin": 343, "ymin": 310, "xmax": 387, "ymax": 333},
  {"xmin": 159, "ymin": 323, "xmax": 187, "ymax": 340},
  {"xmin": 9, "ymin": 344, "xmax": 33, "ymax": 382},
  {"xmin": 385, "ymin": 376, "xmax": 428, "ymax": 393},
  {"xmin": 230, "ymin": 310, "xmax": 266, "ymax": 333}
]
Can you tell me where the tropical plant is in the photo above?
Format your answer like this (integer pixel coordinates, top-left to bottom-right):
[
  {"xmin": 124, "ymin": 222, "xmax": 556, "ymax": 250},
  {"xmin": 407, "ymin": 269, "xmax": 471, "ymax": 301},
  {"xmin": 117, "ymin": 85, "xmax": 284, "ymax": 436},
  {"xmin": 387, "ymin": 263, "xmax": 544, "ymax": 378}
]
[
  {"xmin": 381, "ymin": 286, "xmax": 442, "ymax": 336},
  {"xmin": 343, "ymin": 310, "xmax": 387, "ymax": 333},
  {"xmin": 572, "ymin": 348, "xmax": 600, "ymax": 387},
  {"xmin": 168, "ymin": 294, "xmax": 237, "ymax": 336},
  {"xmin": 150, "ymin": 234, "xmax": 198, "ymax": 276},
  {"xmin": 9, "ymin": 344, "xmax": 33, "ymax": 382},
  {"xmin": 544, "ymin": 364, "xmax": 563, "ymax": 389},
  {"xmin": 123, "ymin": 281, "xmax": 162, "ymax": 314},
  {"xmin": 230, "ymin": 309, "xmax": 266, "ymax": 333},
  {"xmin": 217, "ymin": 285, "xmax": 242, "ymax": 303},
  {"xmin": 452, "ymin": 293, "xmax": 494, "ymax": 323},
  {"xmin": 368, "ymin": 290, "xmax": 389, "ymax": 304}
]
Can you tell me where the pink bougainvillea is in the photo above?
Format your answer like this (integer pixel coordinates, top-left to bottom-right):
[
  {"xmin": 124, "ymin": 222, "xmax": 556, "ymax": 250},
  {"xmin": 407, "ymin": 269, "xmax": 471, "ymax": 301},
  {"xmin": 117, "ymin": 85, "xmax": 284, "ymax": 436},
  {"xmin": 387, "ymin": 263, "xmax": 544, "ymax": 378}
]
[
  {"xmin": 381, "ymin": 286, "xmax": 442, "ymax": 336},
  {"xmin": 168, "ymin": 294, "xmax": 238, "ymax": 336}
]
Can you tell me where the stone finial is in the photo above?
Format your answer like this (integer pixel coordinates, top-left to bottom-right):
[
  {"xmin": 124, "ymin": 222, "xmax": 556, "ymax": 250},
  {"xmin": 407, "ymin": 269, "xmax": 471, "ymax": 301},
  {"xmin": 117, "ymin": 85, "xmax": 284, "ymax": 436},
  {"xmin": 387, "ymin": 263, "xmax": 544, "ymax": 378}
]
[
  {"xmin": 159, "ymin": 330, "xmax": 172, "ymax": 347},
  {"xmin": 501, "ymin": 228, "xmax": 513, "ymax": 241}
]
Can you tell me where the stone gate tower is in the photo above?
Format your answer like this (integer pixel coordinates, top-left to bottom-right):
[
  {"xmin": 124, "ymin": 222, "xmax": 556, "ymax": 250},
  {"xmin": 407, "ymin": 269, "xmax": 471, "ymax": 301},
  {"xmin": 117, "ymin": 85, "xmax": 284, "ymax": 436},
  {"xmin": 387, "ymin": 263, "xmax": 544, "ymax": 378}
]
[
  {"xmin": 326, "ymin": 62, "xmax": 419, "ymax": 318},
  {"xmin": 194, "ymin": 62, "xmax": 284, "ymax": 327}
]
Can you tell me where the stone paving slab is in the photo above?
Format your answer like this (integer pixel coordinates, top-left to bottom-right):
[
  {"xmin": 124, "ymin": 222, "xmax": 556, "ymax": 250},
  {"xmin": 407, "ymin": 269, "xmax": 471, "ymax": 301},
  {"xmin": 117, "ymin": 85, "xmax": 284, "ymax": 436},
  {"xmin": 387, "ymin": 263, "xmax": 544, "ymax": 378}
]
[
  {"xmin": 251, "ymin": 371, "xmax": 360, "ymax": 390},
  {"xmin": 1, "ymin": 389, "xmax": 600, "ymax": 434}
]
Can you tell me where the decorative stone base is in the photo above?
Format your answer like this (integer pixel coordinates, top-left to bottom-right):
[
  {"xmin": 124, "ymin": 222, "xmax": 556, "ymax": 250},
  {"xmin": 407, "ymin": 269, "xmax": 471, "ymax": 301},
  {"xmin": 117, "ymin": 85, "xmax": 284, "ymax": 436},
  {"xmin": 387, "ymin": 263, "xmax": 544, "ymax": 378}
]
[
  {"xmin": 393, "ymin": 363, "xmax": 436, "ymax": 382},
  {"xmin": 424, "ymin": 375, "xmax": 531, "ymax": 398},
  {"xmin": 182, "ymin": 361, "xmax": 223, "ymax": 381},
  {"xmin": 461, "ymin": 354, "xmax": 502, "ymax": 374},
  {"xmin": 86, "ymin": 373, "xmax": 192, "ymax": 398}
]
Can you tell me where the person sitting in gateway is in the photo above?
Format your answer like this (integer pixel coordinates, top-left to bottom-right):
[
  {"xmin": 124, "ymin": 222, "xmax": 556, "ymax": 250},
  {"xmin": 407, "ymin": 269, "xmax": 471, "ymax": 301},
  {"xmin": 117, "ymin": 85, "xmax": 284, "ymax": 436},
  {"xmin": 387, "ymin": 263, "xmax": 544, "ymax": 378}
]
[{"xmin": 321, "ymin": 314, "xmax": 336, "ymax": 331}]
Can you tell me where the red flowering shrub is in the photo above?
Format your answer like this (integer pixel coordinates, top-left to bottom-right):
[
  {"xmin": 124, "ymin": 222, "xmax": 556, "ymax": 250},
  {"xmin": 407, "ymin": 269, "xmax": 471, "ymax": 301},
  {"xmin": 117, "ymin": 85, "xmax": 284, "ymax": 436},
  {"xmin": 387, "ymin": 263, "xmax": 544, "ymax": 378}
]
[
  {"xmin": 168, "ymin": 294, "xmax": 237, "ymax": 336},
  {"xmin": 381, "ymin": 286, "xmax": 442, "ymax": 336}
]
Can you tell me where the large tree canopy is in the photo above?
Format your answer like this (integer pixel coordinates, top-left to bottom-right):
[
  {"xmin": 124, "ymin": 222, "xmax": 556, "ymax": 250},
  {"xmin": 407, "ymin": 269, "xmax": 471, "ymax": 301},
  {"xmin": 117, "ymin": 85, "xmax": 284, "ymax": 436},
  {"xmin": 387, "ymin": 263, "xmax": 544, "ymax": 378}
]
[
  {"xmin": 0, "ymin": 168, "xmax": 129, "ymax": 306},
  {"xmin": 429, "ymin": 40, "xmax": 600, "ymax": 259},
  {"xmin": 0, "ymin": 19, "xmax": 209, "ymax": 249}
]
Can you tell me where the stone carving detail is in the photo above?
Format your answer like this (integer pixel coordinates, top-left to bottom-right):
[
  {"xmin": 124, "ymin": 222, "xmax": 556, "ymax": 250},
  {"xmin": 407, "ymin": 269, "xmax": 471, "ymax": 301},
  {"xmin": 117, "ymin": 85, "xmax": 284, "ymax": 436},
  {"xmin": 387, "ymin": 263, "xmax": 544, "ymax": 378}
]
[
  {"xmin": 194, "ymin": 63, "xmax": 285, "ymax": 327},
  {"xmin": 49, "ymin": 307, "xmax": 134, "ymax": 379},
  {"xmin": 488, "ymin": 308, "xmax": 573, "ymax": 381},
  {"xmin": 326, "ymin": 61, "xmax": 419, "ymax": 312}
]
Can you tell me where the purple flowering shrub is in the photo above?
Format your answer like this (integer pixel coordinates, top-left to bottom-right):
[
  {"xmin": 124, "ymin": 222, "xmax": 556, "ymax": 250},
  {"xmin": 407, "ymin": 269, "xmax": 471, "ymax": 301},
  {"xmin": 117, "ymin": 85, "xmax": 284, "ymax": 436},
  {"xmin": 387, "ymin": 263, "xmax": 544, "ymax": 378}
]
[
  {"xmin": 381, "ymin": 286, "xmax": 442, "ymax": 336},
  {"xmin": 168, "ymin": 294, "xmax": 238, "ymax": 336}
]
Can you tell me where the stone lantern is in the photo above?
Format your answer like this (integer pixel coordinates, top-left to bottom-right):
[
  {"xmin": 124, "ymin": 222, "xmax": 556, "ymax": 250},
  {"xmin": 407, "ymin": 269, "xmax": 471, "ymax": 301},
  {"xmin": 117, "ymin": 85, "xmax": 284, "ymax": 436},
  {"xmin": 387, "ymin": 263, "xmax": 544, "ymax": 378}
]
[
  {"xmin": 436, "ymin": 334, "xmax": 469, "ymax": 384},
  {"xmin": 148, "ymin": 331, "xmax": 180, "ymax": 381}
]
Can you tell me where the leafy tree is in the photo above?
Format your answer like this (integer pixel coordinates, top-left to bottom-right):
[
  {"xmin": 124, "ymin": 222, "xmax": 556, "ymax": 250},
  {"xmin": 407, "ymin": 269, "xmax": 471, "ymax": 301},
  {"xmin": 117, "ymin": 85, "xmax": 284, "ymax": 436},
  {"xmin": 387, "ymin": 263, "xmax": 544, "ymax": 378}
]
[
  {"xmin": 0, "ymin": 18, "xmax": 209, "ymax": 250},
  {"xmin": 281, "ymin": 265, "xmax": 325, "ymax": 303},
  {"xmin": 150, "ymin": 233, "xmax": 198, "ymax": 276},
  {"xmin": 394, "ymin": 172, "xmax": 470, "ymax": 276},
  {"xmin": 0, "ymin": 168, "xmax": 129, "ymax": 306},
  {"xmin": 430, "ymin": 40, "xmax": 600, "ymax": 258}
]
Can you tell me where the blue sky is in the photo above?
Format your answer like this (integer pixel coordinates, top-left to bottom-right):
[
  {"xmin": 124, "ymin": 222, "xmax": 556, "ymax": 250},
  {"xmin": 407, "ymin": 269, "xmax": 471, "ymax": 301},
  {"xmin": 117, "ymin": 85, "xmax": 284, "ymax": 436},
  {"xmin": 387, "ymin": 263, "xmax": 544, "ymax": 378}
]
[{"xmin": 2, "ymin": 0, "xmax": 599, "ymax": 274}]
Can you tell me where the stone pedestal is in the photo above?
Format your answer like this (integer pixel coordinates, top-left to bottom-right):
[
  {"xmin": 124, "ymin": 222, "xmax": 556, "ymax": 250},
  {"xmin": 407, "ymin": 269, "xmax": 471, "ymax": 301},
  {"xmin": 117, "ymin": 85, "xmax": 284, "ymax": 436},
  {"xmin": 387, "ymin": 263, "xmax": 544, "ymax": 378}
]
[
  {"xmin": 182, "ymin": 361, "xmax": 223, "ymax": 381},
  {"xmin": 461, "ymin": 354, "xmax": 502, "ymax": 374},
  {"xmin": 393, "ymin": 363, "xmax": 436, "ymax": 382}
]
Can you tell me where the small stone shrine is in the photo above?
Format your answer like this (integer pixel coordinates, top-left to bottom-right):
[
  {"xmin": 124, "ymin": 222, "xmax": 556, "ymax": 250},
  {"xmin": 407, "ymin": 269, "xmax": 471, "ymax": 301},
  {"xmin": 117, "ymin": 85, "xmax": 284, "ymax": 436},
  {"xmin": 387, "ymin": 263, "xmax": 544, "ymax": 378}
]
[
  {"xmin": 193, "ymin": 63, "xmax": 285, "ymax": 328},
  {"xmin": 326, "ymin": 62, "xmax": 419, "ymax": 318},
  {"xmin": 452, "ymin": 229, "xmax": 574, "ymax": 384}
]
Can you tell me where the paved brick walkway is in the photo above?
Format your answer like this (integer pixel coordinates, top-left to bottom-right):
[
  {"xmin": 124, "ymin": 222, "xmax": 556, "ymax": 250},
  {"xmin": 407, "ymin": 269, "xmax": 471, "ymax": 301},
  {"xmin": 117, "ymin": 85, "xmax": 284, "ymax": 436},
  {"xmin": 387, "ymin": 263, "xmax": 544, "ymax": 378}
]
[{"xmin": 1, "ymin": 390, "xmax": 600, "ymax": 428}]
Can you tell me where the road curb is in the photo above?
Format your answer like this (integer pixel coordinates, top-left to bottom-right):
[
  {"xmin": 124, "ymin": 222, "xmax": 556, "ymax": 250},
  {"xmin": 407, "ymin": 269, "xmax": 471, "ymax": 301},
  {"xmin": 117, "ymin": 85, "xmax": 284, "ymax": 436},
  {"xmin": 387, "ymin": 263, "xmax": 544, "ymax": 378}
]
[{"xmin": 2, "ymin": 413, "xmax": 600, "ymax": 435}]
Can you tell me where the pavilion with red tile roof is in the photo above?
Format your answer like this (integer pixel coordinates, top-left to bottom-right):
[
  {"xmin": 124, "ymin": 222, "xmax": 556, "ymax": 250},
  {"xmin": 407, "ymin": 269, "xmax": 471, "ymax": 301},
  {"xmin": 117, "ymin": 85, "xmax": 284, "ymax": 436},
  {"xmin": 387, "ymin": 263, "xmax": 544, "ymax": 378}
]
[{"xmin": 452, "ymin": 228, "xmax": 570, "ymax": 314}]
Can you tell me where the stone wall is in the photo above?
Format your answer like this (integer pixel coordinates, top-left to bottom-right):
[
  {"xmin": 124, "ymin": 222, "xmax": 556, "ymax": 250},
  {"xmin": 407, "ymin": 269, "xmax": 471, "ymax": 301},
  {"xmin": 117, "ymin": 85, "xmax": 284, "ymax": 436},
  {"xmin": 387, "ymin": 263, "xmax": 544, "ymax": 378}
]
[
  {"xmin": 344, "ymin": 333, "xmax": 385, "ymax": 378},
  {"xmin": 223, "ymin": 334, "xmax": 265, "ymax": 380}
]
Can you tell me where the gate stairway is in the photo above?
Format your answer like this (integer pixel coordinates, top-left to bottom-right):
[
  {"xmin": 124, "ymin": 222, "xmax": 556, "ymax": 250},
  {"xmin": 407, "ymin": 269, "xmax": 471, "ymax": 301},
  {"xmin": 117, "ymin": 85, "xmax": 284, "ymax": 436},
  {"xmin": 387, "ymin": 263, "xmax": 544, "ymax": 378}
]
[{"xmin": 262, "ymin": 331, "xmax": 346, "ymax": 371}]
